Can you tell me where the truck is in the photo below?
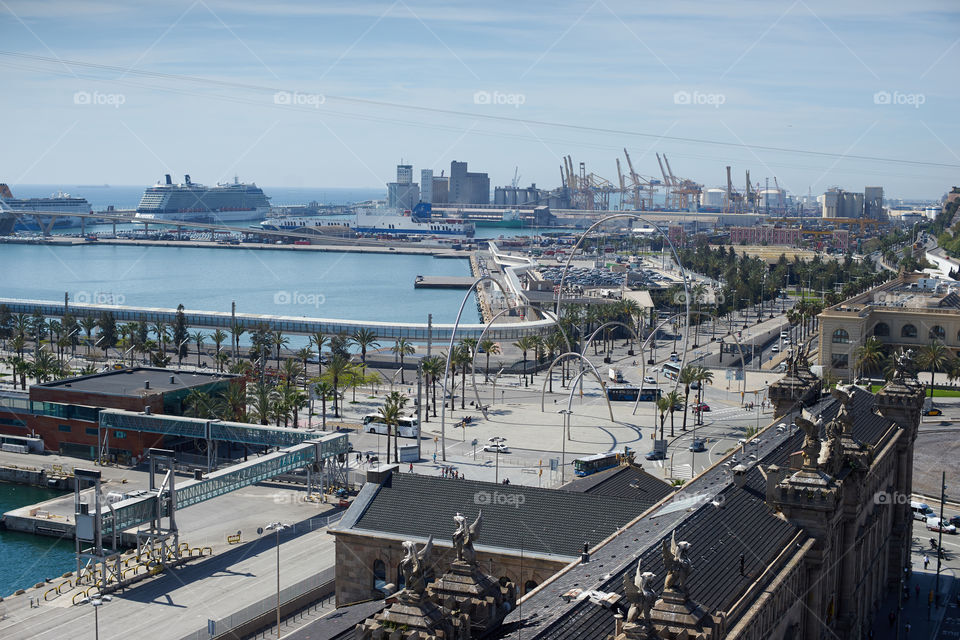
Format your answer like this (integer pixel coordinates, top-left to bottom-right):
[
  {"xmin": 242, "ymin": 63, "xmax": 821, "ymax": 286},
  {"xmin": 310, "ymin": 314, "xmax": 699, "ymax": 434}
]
[{"xmin": 608, "ymin": 368, "xmax": 626, "ymax": 384}]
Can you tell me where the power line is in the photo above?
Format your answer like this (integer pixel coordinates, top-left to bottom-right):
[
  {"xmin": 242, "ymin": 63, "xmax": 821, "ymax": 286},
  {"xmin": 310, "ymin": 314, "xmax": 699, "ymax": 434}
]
[{"xmin": 2, "ymin": 50, "xmax": 958, "ymax": 171}]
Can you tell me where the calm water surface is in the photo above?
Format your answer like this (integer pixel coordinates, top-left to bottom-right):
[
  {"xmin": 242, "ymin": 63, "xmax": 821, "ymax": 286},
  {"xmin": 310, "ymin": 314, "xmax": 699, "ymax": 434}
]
[{"xmin": 0, "ymin": 483, "xmax": 74, "ymax": 596}]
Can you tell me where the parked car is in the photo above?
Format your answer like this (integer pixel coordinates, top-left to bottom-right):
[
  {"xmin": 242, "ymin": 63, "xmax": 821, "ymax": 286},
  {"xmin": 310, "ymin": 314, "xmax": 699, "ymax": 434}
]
[{"xmin": 926, "ymin": 517, "xmax": 957, "ymax": 534}]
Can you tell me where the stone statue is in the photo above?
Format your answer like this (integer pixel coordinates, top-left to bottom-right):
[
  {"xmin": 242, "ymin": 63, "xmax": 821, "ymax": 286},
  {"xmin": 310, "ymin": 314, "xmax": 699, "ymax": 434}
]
[
  {"xmin": 795, "ymin": 415, "xmax": 821, "ymax": 468},
  {"xmin": 624, "ymin": 559, "xmax": 657, "ymax": 626},
  {"xmin": 662, "ymin": 532, "xmax": 692, "ymax": 596},
  {"xmin": 893, "ymin": 348, "xmax": 915, "ymax": 382},
  {"xmin": 831, "ymin": 385, "xmax": 855, "ymax": 435},
  {"xmin": 452, "ymin": 511, "xmax": 482, "ymax": 565},
  {"xmin": 399, "ymin": 535, "xmax": 433, "ymax": 598}
]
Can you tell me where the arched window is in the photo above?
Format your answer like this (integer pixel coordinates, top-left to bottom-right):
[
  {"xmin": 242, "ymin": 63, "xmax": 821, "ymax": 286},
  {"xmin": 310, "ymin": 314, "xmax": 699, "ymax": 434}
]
[
  {"xmin": 373, "ymin": 559, "xmax": 386, "ymax": 592},
  {"xmin": 901, "ymin": 324, "xmax": 917, "ymax": 338},
  {"xmin": 831, "ymin": 329, "xmax": 850, "ymax": 344},
  {"xmin": 929, "ymin": 325, "xmax": 946, "ymax": 340},
  {"xmin": 873, "ymin": 323, "xmax": 890, "ymax": 337},
  {"xmin": 524, "ymin": 580, "xmax": 539, "ymax": 594}
]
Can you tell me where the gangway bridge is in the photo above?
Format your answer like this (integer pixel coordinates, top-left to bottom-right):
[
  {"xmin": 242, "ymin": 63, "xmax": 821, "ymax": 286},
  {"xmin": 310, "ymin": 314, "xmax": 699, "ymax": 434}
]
[
  {"xmin": 0, "ymin": 297, "xmax": 556, "ymax": 342},
  {"xmin": 75, "ymin": 409, "xmax": 351, "ymax": 589}
]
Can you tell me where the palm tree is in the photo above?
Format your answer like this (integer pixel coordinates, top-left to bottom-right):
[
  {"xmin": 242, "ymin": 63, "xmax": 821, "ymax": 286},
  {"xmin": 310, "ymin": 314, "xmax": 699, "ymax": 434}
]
[
  {"xmin": 272, "ymin": 331, "xmax": 289, "ymax": 370},
  {"xmin": 295, "ymin": 346, "xmax": 314, "ymax": 389},
  {"xmin": 191, "ymin": 331, "xmax": 206, "ymax": 367},
  {"xmin": 230, "ymin": 324, "xmax": 245, "ymax": 361},
  {"xmin": 453, "ymin": 343, "xmax": 473, "ymax": 409},
  {"xmin": 312, "ymin": 381, "xmax": 334, "ymax": 429},
  {"xmin": 679, "ymin": 365, "xmax": 697, "ymax": 432},
  {"xmin": 391, "ymin": 338, "xmax": 415, "ymax": 384},
  {"xmin": 310, "ymin": 332, "xmax": 328, "ymax": 376},
  {"xmin": 918, "ymin": 341, "xmax": 951, "ymax": 398},
  {"xmin": 247, "ymin": 381, "xmax": 276, "ymax": 425},
  {"xmin": 513, "ymin": 336, "xmax": 532, "ymax": 387},
  {"xmin": 324, "ymin": 355, "xmax": 351, "ymax": 417},
  {"xmin": 665, "ymin": 390, "xmax": 683, "ymax": 437},
  {"xmin": 853, "ymin": 337, "xmax": 885, "ymax": 382},
  {"xmin": 185, "ymin": 389, "xmax": 216, "ymax": 419},
  {"xmin": 222, "ymin": 381, "xmax": 247, "ymax": 422},
  {"xmin": 479, "ymin": 339, "xmax": 500, "ymax": 383},
  {"xmin": 378, "ymin": 391, "xmax": 408, "ymax": 464},
  {"xmin": 420, "ymin": 355, "xmax": 444, "ymax": 420},
  {"xmin": 656, "ymin": 395, "xmax": 670, "ymax": 441},
  {"xmin": 210, "ymin": 329, "xmax": 228, "ymax": 371},
  {"xmin": 80, "ymin": 316, "xmax": 98, "ymax": 355},
  {"xmin": 276, "ymin": 383, "xmax": 306, "ymax": 428},
  {"xmin": 352, "ymin": 328, "xmax": 380, "ymax": 365},
  {"xmin": 281, "ymin": 358, "xmax": 304, "ymax": 388}
]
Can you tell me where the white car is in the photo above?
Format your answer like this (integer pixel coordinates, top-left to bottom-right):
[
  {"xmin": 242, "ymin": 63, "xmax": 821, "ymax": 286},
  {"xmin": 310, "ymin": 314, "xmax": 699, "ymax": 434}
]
[
  {"xmin": 927, "ymin": 517, "xmax": 957, "ymax": 534},
  {"xmin": 643, "ymin": 376, "xmax": 657, "ymax": 385},
  {"xmin": 771, "ymin": 345, "xmax": 780, "ymax": 353},
  {"xmin": 483, "ymin": 443, "xmax": 510, "ymax": 454}
]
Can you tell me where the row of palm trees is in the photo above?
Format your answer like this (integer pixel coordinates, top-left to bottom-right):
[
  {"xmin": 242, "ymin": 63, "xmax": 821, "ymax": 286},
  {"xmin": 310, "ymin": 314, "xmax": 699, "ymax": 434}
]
[
  {"xmin": 854, "ymin": 336, "xmax": 960, "ymax": 398},
  {"xmin": 650, "ymin": 365, "xmax": 716, "ymax": 442}
]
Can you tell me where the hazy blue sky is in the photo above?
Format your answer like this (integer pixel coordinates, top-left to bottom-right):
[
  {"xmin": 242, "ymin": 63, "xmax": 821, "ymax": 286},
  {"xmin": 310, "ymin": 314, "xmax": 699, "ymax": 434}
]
[{"xmin": 0, "ymin": 0, "xmax": 957, "ymax": 199}]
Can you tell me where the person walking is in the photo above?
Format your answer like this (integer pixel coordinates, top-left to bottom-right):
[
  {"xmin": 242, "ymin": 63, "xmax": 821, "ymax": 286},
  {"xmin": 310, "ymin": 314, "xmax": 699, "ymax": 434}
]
[
  {"xmin": 408, "ymin": 462, "xmax": 413, "ymax": 473},
  {"xmin": 924, "ymin": 554, "xmax": 930, "ymax": 570}
]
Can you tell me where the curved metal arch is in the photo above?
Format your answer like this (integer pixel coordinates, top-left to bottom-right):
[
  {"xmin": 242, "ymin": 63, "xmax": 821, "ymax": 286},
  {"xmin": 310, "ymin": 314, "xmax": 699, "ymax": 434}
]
[
  {"xmin": 467, "ymin": 304, "xmax": 571, "ymax": 419},
  {"xmin": 439, "ymin": 275, "xmax": 515, "ymax": 460},
  {"xmin": 551, "ymin": 213, "xmax": 693, "ymax": 418},
  {"xmin": 579, "ymin": 320, "xmax": 640, "ymax": 357},
  {"xmin": 538, "ymin": 351, "xmax": 615, "ymax": 421},
  {"xmin": 630, "ymin": 312, "xmax": 683, "ymax": 416}
]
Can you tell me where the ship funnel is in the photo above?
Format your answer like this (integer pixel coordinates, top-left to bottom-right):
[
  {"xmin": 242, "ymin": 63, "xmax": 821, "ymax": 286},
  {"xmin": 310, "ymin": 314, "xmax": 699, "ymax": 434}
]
[
  {"xmin": 184, "ymin": 174, "xmax": 191, "ymax": 185},
  {"xmin": 164, "ymin": 174, "xmax": 172, "ymax": 185}
]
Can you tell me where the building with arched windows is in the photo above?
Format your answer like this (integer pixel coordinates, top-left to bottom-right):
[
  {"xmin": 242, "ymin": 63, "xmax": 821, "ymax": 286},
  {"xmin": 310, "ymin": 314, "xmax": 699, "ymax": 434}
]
[{"xmin": 818, "ymin": 273, "xmax": 960, "ymax": 380}]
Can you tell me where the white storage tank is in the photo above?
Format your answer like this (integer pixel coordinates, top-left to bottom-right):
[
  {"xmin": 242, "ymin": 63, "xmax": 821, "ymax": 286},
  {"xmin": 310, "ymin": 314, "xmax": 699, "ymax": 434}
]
[
  {"xmin": 700, "ymin": 188, "xmax": 725, "ymax": 207},
  {"xmin": 759, "ymin": 188, "xmax": 786, "ymax": 211}
]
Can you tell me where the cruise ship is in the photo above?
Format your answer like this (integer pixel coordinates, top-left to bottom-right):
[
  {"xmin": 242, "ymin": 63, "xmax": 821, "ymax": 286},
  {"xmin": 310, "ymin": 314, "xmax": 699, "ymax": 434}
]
[
  {"xmin": 0, "ymin": 184, "xmax": 91, "ymax": 230},
  {"xmin": 135, "ymin": 174, "xmax": 271, "ymax": 222},
  {"xmin": 261, "ymin": 204, "xmax": 474, "ymax": 238}
]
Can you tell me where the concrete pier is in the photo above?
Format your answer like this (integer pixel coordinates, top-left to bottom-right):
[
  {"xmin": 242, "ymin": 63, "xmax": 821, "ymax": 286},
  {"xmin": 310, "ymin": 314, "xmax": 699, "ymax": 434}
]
[{"xmin": 413, "ymin": 275, "xmax": 476, "ymax": 289}]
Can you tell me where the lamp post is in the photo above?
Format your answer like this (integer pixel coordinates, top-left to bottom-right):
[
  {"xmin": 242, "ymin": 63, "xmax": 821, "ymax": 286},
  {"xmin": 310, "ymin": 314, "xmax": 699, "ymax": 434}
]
[
  {"xmin": 83, "ymin": 594, "xmax": 112, "ymax": 640},
  {"xmin": 557, "ymin": 410, "xmax": 571, "ymax": 484},
  {"xmin": 262, "ymin": 522, "xmax": 290, "ymax": 638},
  {"xmin": 489, "ymin": 436, "xmax": 506, "ymax": 484}
]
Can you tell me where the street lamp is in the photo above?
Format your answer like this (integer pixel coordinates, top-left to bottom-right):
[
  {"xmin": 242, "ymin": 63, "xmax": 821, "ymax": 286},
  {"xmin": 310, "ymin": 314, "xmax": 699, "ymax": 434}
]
[
  {"xmin": 489, "ymin": 436, "xmax": 507, "ymax": 484},
  {"xmin": 261, "ymin": 522, "xmax": 290, "ymax": 638},
  {"xmin": 83, "ymin": 594, "xmax": 112, "ymax": 640},
  {"xmin": 557, "ymin": 410, "xmax": 572, "ymax": 484}
]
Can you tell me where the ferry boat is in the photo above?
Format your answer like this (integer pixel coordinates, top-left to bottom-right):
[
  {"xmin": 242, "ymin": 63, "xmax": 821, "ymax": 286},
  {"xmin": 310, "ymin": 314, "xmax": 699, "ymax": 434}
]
[
  {"xmin": 0, "ymin": 184, "xmax": 91, "ymax": 230},
  {"xmin": 135, "ymin": 174, "xmax": 271, "ymax": 223},
  {"xmin": 261, "ymin": 204, "xmax": 474, "ymax": 238}
]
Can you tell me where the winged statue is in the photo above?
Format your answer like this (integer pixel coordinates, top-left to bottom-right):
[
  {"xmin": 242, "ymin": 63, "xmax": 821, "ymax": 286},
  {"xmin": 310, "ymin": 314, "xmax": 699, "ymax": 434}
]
[
  {"xmin": 399, "ymin": 535, "xmax": 433, "ymax": 596},
  {"xmin": 795, "ymin": 414, "xmax": 821, "ymax": 467},
  {"xmin": 662, "ymin": 531, "xmax": 692, "ymax": 595},
  {"xmin": 453, "ymin": 511, "xmax": 482, "ymax": 565},
  {"xmin": 623, "ymin": 559, "xmax": 657, "ymax": 625}
]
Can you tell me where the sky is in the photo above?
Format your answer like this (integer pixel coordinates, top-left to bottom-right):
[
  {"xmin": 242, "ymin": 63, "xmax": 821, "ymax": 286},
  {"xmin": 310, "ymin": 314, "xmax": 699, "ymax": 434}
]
[{"xmin": 0, "ymin": 0, "xmax": 957, "ymax": 200}]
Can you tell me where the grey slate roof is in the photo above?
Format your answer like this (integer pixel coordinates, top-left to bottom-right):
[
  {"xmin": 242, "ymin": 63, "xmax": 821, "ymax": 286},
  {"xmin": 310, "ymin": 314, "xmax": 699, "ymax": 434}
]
[
  {"xmin": 342, "ymin": 473, "xmax": 650, "ymax": 558},
  {"xmin": 284, "ymin": 599, "xmax": 386, "ymax": 640},
  {"xmin": 496, "ymin": 385, "xmax": 905, "ymax": 639},
  {"xmin": 562, "ymin": 463, "xmax": 673, "ymax": 508}
]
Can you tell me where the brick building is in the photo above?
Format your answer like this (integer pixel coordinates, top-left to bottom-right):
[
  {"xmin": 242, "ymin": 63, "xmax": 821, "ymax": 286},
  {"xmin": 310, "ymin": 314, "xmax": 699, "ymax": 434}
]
[{"xmin": 0, "ymin": 367, "xmax": 240, "ymax": 462}]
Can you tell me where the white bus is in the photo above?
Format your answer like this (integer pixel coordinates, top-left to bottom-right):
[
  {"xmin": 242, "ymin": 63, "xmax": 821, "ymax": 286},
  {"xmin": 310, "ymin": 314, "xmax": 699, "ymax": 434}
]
[
  {"xmin": 362, "ymin": 414, "xmax": 420, "ymax": 438},
  {"xmin": 662, "ymin": 361, "xmax": 681, "ymax": 381}
]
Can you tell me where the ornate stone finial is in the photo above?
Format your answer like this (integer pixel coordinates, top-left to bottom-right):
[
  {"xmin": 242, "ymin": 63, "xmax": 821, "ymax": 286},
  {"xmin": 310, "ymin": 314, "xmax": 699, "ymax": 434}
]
[
  {"xmin": 831, "ymin": 385, "xmax": 855, "ymax": 436},
  {"xmin": 624, "ymin": 560, "xmax": 658, "ymax": 626},
  {"xmin": 399, "ymin": 535, "xmax": 433, "ymax": 600},
  {"xmin": 795, "ymin": 415, "xmax": 821, "ymax": 470},
  {"xmin": 662, "ymin": 531, "xmax": 693, "ymax": 597},
  {"xmin": 893, "ymin": 348, "xmax": 916, "ymax": 383},
  {"xmin": 452, "ymin": 511, "xmax": 482, "ymax": 565}
]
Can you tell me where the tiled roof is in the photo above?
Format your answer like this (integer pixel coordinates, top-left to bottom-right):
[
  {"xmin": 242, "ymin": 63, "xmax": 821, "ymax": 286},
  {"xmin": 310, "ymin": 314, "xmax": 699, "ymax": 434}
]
[
  {"xmin": 342, "ymin": 473, "xmax": 649, "ymax": 558},
  {"xmin": 561, "ymin": 463, "xmax": 673, "ymax": 508},
  {"xmin": 284, "ymin": 600, "xmax": 386, "ymax": 640}
]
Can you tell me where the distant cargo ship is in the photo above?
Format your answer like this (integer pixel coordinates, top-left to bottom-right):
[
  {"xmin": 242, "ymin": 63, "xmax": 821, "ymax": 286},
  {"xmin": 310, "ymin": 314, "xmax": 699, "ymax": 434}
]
[
  {"xmin": 261, "ymin": 204, "xmax": 474, "ymax": 238},
  {"xmin": 135, "ymin": 174, "xmax": 271, "ymax": 222},
  {"xmin": 0, "ymin": 183, "xmax": 91, "ymax": 230}
]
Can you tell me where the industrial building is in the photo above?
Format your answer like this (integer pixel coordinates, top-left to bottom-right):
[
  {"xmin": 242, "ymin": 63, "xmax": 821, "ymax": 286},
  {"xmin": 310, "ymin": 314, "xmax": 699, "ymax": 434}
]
[
  {"xmin": 386, "ymin": 163, "xmax": 420, "ymax": 210},
  {"xmin": 449, "ymin": 160, "xmax": 490, "ymax": 204},
  {"xmin": 819, "ymin": 187, "xmax": 882, "ymax": 219}
]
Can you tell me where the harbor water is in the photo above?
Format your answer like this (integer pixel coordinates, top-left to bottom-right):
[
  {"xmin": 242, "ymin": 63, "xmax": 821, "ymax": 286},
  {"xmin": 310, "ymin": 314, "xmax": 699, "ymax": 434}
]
[{"xmin": 0, "ymin": 483, "xmax": 74, "ymax": 597}]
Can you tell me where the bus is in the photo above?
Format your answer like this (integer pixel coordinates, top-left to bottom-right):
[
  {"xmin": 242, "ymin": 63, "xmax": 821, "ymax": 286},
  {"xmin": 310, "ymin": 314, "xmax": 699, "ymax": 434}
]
[
  {"xmin": 573, "ymin": 448, "xmax": 631, "ymax": 477},
  {"xmin": 606, "ymin": 386, "xmax": 662, "ymax": 402},
  {"xmin": 362, "ymin": 414, "xmax": 420, "ymax": 438},
  {"xmin": 662, "ymin": 362, "xmax": 681, "ymax": 381}
]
